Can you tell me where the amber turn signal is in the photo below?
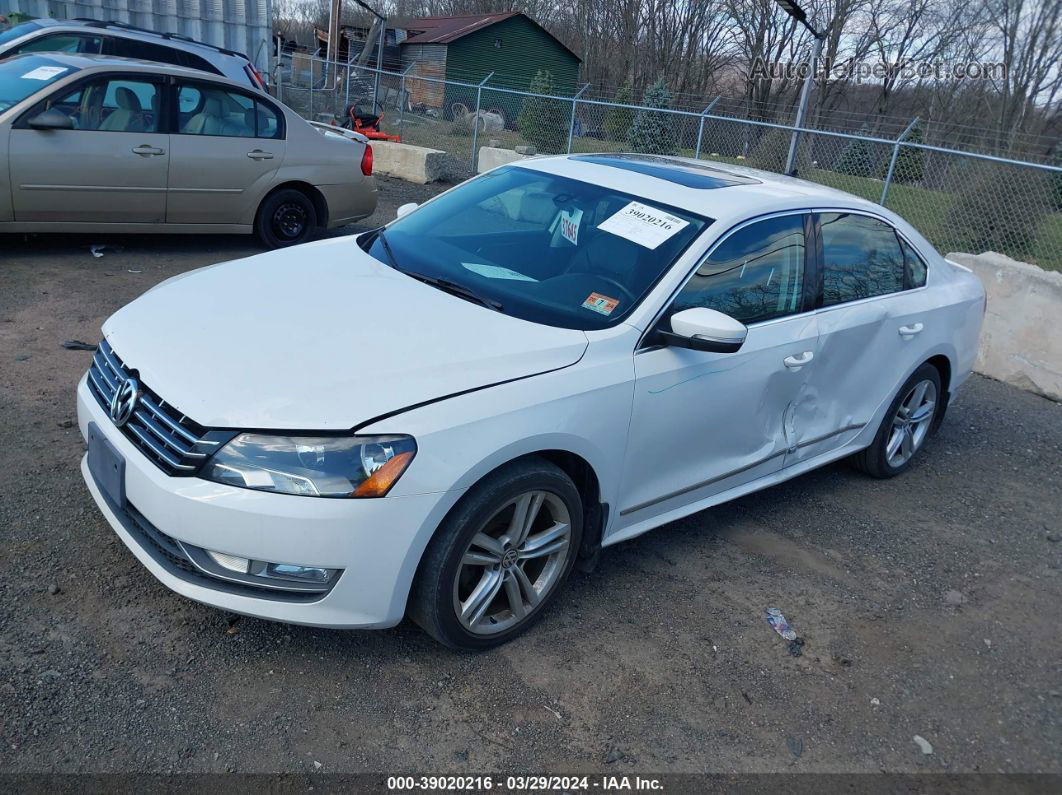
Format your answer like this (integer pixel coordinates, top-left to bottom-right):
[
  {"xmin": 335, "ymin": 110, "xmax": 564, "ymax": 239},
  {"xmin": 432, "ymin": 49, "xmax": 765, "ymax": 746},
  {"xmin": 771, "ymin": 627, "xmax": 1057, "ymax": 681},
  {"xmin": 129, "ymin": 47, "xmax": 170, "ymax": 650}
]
[{"xmin": 352, "ymin": 451, "xmax": 415, "ymax": 497}]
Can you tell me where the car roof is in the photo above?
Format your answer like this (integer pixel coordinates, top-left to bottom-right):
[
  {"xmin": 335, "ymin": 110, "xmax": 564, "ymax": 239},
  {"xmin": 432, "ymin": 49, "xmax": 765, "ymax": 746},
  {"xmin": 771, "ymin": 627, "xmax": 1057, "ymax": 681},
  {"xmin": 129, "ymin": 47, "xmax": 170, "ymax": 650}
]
[
  {"xmin": 22, "ymin": 18, "xmax": 245, "ymax": 60},
  {"xmin": 1, "ymin": 51, "xmax": 263, "ymax": 91},
  {"xmin": 518, "ymin": 153, "xmax": 890, "ymax": 229}
]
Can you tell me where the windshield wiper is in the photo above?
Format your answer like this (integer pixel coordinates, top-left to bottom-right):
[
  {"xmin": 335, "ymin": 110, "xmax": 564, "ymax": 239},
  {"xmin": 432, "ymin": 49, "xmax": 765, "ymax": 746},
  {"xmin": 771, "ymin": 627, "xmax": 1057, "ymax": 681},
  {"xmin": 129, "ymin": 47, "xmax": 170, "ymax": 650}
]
[
  {"xmin": 367, "ymin": 228, "xmax": 503, "ymax": 312},
  {"xmin": 401, "ymin": 271, "xmax": 504, "ymax": 313}
]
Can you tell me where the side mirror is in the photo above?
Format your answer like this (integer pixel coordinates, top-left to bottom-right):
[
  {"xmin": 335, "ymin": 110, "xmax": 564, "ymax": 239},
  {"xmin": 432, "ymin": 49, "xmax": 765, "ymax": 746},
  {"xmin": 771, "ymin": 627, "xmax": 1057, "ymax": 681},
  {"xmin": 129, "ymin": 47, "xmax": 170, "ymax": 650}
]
[
  {"xmin": 661, "ymin": 307, "xmax": 747, "ymax": 353},
  {"xmin": 28, "ymin": 108, "xmax": 74, "ymax": 130},
  {"xmin": 396, "ymin": 202, "xmax": 418, "ymax": 219}
]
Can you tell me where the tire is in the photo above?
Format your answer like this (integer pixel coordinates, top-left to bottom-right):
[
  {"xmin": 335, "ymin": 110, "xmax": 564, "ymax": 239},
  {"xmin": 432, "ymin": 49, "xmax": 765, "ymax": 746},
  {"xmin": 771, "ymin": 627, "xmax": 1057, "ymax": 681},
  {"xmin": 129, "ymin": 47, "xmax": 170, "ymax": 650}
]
[
  {"xmin": 446, "ymin": 101, "xmax": 469, "ymax": 121},
  {"xmin": 254, "ymin": 188, "xmax": 318, "ymax": 249},
  {"xmin": 408, "ymin": 457, "xmax": 583, "ymax": 650},
  {"xmin": 851, "ymin": 363, "xmax": 943, "ymax": 478}
]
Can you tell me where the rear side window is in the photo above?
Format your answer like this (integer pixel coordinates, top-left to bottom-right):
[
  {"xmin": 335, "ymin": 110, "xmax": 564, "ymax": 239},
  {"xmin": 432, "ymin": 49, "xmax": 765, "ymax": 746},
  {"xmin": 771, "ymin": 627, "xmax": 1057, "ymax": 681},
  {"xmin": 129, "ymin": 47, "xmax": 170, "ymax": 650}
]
[
  {"xmin": 819, "ymin": 213, "xmax": 905, "ymax": 306},
  {"xmin": 176, "ymin": 81, "xmax": 282, "ymax": 138},
  {"xmin": 670, "ymin": 215, "xmax": 806, "ymax": 324},
  {"xmin": 111, "ymin": 38, "xmax": 182, "ymax": 68},
  {"xmin": 900, "ymin": 237, "xmax": 928, "ymax": 288}
]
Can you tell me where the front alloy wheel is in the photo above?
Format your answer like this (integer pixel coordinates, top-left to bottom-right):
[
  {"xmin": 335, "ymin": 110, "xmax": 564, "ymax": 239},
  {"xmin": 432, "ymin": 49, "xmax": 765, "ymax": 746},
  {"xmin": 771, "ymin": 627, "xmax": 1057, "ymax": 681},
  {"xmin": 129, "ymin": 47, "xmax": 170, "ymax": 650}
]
[
  {"xmin": 454, "ymin": 491, "xmax": 572, "ymax": 635},
  {"xmin": 409, "ymin": 458, "xmax": 583, "ymax": 650}
]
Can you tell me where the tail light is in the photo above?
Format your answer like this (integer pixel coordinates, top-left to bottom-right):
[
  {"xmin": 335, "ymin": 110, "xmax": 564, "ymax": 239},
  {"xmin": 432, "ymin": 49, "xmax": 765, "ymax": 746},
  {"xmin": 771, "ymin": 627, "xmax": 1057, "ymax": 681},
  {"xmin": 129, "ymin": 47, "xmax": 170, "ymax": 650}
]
[
  {"xmin": 361, "ymin": 144, "xmax": 373, "ymax": 176},
  {"xmin": 246, "ymin": 64, "xmax": 267, "ymax": 91}
]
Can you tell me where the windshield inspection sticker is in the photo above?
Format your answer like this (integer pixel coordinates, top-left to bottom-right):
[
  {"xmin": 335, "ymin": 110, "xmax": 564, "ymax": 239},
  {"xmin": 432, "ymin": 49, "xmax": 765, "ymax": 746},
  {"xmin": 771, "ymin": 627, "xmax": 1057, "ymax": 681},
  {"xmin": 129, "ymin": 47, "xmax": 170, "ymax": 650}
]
[
  {"xmin": 22, "ymin": 66, "xmax": 68, "ymax": 81},
  {"xmin": 461, "ymin": 262, "xmax": 537, "ymax": 282},
  {"xmin": 597, "ymin": 201, "xmax": 689, "ymax": 250},
  {"xmin": 582, "ymin": 292, "xmax": 619, "ymax": 316}
]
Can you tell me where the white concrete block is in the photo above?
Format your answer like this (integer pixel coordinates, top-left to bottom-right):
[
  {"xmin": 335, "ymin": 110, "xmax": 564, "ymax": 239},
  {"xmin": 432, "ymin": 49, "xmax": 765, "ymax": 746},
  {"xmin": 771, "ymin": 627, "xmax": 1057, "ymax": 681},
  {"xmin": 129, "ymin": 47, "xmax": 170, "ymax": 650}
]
[
  {"xmin": 477, "ymin": 146, "xmax": 532, "ymax": 174},
  {"xmin": 948, "ymin": 251, "xmax": 1062, "ymax": 402},
  {"xmin": 370, "ymin": 141, "xmax": 446, "ymax": 185}
]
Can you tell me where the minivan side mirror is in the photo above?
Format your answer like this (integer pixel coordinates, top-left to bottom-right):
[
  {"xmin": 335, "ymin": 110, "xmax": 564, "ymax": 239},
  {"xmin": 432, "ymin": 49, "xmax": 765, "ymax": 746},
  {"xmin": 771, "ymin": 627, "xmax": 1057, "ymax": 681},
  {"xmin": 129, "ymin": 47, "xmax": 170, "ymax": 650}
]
[
  {"xmin": 396, "ymin": 202, "xmax": 418, "ymax": 219},
  {"xmin": 659, "ymin": 307, "xmax": 748, "ymax": 353},
  {"xmin": 28, "ymin": 108, "xmax": 74, "ymax": 130}
]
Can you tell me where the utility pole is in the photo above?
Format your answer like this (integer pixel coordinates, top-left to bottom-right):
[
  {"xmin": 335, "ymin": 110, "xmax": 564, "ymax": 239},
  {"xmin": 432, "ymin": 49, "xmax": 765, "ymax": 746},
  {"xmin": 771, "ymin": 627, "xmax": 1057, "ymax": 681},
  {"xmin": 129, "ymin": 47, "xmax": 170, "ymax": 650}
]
[{"xmin": 774, "ymin": 0, "xmax": 828, "ymax": 177}]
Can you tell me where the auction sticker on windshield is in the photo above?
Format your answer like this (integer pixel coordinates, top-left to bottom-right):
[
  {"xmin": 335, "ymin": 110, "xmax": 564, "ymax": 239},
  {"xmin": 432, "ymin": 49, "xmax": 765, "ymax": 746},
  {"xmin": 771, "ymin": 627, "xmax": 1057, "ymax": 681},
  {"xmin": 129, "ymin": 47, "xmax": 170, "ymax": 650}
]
[
  {"xmin": 597, "ymin": 201, "xmax": 689, "ymax": 250},
  {"xmin": 22, "ymin": 66, "xmax": 68, "ymax": 80}
]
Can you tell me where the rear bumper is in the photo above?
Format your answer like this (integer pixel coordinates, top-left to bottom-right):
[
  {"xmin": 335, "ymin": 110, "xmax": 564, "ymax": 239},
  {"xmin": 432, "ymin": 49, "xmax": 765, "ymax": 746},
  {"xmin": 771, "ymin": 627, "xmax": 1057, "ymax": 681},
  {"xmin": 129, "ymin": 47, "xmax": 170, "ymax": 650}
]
[
  {"xmin": 320, "ymin": 177, "xmax": 377, "ymax": 228},
  {"xmin": 77, "ymin": 375, "xmax": 453, "ymax": 628}
]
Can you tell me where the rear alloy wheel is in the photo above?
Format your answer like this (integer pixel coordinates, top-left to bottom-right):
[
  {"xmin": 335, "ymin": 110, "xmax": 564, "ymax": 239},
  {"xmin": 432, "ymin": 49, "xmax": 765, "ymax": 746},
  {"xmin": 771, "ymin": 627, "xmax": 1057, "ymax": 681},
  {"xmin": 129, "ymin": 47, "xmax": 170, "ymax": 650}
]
[
  {"xmin": 255, "ymin": 189, "xmax": 318, "ymax": 249},
  {"xmin": 852, "ymin": 363, "xmax": 942, "ymax": 478},
  {"xmin": 409, "ymin": 458, "xmax": 583, "ymax": 650}
]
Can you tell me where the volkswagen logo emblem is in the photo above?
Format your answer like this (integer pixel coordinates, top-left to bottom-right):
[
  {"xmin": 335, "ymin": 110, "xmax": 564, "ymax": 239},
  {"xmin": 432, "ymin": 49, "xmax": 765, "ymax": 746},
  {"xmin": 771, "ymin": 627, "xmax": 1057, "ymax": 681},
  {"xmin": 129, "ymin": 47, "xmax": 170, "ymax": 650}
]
[{"xmin": 109, "ymin": 377, "xmax": 141, "ymax": 428}]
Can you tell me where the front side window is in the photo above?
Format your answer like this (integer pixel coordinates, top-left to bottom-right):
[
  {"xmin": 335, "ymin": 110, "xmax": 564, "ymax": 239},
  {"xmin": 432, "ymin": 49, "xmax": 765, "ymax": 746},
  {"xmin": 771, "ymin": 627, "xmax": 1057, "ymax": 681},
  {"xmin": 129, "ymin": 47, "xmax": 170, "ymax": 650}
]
[
  {"xmin": 362, "ymin": 166, "xmax": 710, "ymax": 330},
  {"xmin": 12, "ymin": 32, "xmax": 104, "ymax": 55},
  {"xmin": 45, "ymin": 76, "xmax": 159, "ymax": 132},
  {"xmin": 819, "ymin": 213, "xmax": 906, "ymax": 306},
  {"xmin": 669, "ymin": 215, "xmax": 806, "ymax": 325},
  {"xmin": 177, "ymin": 82, "xmax": 280, "ymax": 138}
]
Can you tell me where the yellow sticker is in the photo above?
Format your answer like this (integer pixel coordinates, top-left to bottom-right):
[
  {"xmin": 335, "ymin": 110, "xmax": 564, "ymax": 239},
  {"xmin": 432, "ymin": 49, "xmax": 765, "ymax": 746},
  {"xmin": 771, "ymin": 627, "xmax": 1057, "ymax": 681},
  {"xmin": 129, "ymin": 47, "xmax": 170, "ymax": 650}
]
[{"xmin": 582, "ymin": 292, "xmax": 620, "ymax": 316}]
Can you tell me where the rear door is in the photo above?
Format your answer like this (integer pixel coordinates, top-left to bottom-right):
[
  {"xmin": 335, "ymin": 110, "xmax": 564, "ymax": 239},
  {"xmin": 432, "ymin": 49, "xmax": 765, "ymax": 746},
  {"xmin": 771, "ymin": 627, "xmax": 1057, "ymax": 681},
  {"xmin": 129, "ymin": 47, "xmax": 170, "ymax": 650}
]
[
  {"xmin": 9, "ymin": 74, "xmax": 169, "ymax": 223},
  {"xmin": 794, "ymin": 211, "xmax": 934, "ymax": 463},
  {"xmin": 165, "ymin": 79, "xmax": 285, "ymax": 224}
]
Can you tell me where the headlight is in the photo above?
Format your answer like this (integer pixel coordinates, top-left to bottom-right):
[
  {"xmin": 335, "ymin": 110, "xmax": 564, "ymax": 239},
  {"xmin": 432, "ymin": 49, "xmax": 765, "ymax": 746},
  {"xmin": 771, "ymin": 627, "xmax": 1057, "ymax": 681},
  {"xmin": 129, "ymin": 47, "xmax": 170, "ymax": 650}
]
[{"xmin": 202, "ymin": 433, "xmax": 416, "ymax": 498}]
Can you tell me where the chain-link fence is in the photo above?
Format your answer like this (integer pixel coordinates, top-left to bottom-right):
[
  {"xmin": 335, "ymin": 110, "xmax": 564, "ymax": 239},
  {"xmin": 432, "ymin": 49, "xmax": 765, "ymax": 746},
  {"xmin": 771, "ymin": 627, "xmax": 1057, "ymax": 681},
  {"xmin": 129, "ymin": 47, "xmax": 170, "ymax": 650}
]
[{"xmin": 277, "ymin": 56, "xmax": 1062, "ymax": 271}]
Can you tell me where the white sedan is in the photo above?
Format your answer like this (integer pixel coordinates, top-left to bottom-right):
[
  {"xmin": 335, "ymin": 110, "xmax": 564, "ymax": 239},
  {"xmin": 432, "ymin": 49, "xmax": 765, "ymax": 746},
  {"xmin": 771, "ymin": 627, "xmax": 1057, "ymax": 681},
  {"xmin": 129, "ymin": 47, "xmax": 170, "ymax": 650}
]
[{"xmin": 77, "ymin": 154, "xmax": 985, "ymax": 649}]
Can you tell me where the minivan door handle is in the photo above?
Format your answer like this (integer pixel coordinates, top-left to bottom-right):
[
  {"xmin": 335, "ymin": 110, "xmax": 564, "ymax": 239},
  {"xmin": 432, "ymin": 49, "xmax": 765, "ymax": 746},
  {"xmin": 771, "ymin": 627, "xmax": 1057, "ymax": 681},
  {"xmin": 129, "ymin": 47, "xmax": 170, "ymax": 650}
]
[
  {"xmin": 247, "ymin": 149, "xmax": 275, "ymax": 160},
  {"xmin": 132, "ymin": 145, "xmax": 165, "ymax": 156},
  {"xmin": 899, "ymin": 322, "xmax": 924, "ymax": 337},
  {"xmin": 783, "ymin": 351, "xmax": 814, "ymax": 370}
]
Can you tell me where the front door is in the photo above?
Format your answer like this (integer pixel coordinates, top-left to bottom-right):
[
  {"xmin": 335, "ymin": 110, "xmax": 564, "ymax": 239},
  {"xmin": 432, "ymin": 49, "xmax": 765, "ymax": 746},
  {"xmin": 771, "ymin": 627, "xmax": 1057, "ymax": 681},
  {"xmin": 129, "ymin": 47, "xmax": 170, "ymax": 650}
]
[
  {"xmin": 165, "ymin": 80, "xmax": 285, "ymax": 224},
  {"xmin": 612, "ymin": 213, "xmax": 819, "ymax": 536},
  {"xmin": 9, "ymin": 75, "xmax": 168, "ymax": 223}
]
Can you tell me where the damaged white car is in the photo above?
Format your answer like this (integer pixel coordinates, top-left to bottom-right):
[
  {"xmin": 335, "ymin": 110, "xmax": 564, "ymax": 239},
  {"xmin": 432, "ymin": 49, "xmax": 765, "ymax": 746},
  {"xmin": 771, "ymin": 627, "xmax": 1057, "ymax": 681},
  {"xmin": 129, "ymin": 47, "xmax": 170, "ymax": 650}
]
[{"xmin": 78, "ymin": 154, "xmax": 985, "ymax": 649}]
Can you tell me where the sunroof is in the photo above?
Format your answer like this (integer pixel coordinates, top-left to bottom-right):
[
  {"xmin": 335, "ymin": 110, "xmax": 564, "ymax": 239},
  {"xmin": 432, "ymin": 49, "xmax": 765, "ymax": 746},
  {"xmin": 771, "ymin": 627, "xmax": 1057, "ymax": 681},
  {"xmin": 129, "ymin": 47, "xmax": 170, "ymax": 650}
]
[{"xmin": 569, "ymin": 154, "xmax": 760, "ymax": 189}]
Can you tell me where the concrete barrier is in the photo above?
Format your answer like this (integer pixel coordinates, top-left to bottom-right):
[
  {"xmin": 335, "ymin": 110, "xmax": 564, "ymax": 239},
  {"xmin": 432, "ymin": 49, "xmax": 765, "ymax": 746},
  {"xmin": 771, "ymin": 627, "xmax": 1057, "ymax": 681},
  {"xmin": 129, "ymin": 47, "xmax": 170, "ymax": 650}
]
[
  {"xmin": 477, "ymin": 147, "xmax": 532, "ymax": 173},
  {"xmin": 948, "ymin": 251, "xmax": 1062, "ymax": 402},
  {"xmin": 370, "ymin": 141, "xmax": 447, "ymax": 184}
]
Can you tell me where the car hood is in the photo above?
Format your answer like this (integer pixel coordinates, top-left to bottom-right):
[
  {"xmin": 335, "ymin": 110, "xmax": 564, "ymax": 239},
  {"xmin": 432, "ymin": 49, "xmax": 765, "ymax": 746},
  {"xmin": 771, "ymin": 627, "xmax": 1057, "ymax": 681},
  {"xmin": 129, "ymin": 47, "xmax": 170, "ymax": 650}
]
[{"xmin": 102, "ymin": 236, "xmax": 588, "ymax": 430}]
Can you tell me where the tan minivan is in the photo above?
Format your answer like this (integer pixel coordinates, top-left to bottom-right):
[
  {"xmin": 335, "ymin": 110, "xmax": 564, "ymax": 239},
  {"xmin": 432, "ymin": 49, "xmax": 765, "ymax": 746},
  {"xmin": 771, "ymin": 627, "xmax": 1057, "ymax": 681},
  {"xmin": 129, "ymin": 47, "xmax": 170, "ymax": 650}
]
[{"xmin": 0, "ymin": 52, "xmax": 377, "ymax": 247}]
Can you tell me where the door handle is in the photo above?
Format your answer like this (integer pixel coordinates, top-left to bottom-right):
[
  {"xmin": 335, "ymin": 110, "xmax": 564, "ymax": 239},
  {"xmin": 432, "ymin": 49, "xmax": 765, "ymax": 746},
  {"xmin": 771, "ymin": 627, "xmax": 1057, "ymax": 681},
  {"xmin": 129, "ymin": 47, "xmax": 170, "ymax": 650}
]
[
  {"xmin": 132, "ymin": 145, "xmax": 165, "ymax": 156},
  {"xmin": 783, "ymin": 351, "xmax": 814, "ymax": 370},
  {"xmin": 899, "ymin": 322, "xmax": 924, "ymax": 337},
  {"xmin": 247, "ymin": 149, "xmax": 275, "ymax": 160}
]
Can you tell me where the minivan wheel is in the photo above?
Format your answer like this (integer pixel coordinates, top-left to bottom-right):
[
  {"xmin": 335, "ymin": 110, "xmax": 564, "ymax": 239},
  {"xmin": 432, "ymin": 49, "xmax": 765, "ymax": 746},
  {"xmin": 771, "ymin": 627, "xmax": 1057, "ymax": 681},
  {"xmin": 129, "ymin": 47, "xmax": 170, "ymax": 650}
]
[
  {"xmin": 851, "ymin": 363, "xmax": 942, "ymax": 478},
  {"xmin": 409, "ymin": 457, "xmax": 583, "ymax": 650},
  {"xmin": 255, "ymin": 189, "xmax": 317, "ymax": 249}
]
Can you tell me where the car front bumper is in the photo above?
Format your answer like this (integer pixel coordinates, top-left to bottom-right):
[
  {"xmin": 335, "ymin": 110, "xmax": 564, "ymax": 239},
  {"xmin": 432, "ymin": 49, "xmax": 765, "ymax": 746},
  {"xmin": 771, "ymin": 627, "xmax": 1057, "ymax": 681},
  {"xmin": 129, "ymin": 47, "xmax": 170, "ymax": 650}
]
[{"xmin": 77, "ymin": 375, "xmax": 453, "ymax": 628}]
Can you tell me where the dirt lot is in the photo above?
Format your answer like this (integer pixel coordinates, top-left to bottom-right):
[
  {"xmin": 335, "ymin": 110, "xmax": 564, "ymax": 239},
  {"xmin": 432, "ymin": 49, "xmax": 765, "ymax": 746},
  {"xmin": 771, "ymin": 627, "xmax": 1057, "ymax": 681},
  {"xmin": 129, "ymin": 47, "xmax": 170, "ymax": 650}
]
[{"xmin": 1, "ymin": 176, "xmax": 1060, "ymax": 777}]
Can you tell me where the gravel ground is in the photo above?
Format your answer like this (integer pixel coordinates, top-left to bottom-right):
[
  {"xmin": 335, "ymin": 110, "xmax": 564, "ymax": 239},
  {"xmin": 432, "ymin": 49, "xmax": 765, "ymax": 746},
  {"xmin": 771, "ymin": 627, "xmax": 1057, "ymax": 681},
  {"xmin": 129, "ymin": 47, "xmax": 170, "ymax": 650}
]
[{"xmin": 1, "ymin": 176, "xmax": 1060, "ymax": 776}]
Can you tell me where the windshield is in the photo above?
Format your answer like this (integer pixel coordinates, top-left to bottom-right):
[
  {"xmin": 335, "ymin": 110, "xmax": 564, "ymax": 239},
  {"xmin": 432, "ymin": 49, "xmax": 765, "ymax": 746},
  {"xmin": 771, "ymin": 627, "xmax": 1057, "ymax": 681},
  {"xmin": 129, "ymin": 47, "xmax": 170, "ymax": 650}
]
[
  {"xmin": 0, "ymin": 21, "xmax": 42, "ymax": 48},
  {"xmin": 0, "ymin": 54, "xmax": 77, "ymax": 114},
  {"xmin": 363, "ymin": 166, "xmax": 710, "ymax": 331}
]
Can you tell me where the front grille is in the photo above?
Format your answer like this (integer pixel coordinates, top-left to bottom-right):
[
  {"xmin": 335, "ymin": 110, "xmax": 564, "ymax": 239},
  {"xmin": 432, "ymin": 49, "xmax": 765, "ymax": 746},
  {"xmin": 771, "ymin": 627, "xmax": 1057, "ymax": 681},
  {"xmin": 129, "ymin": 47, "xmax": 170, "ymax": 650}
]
[{"xmin": 86, "ymin": 339, "xmax": 210, "ymax": 476}]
